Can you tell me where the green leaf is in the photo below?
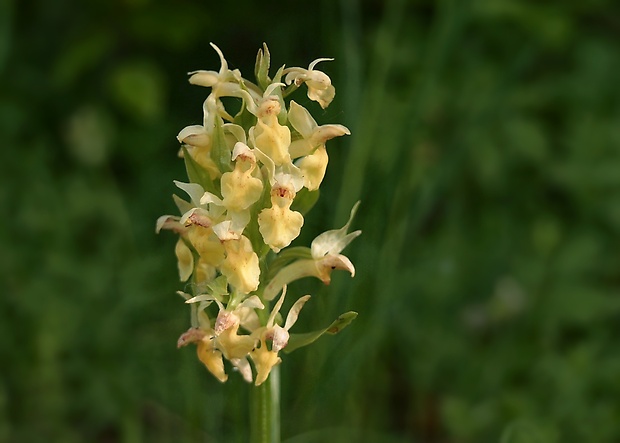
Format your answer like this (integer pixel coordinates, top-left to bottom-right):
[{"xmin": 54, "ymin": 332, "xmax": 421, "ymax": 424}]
[
  {"xmin": 255, "ymin": 43, "xmax": 271, "ymax": 91},
  {"xmin": 182, "ymin": 146, "xmax": 217, "ymax": 195},
  {"xmin": 283, "ymin": 311, "xmax": 358, "ymax": 353},
  {"xmin": 210, "ymin": 117, "xmax": 232, "ymax": 173},
  {"xmin": 291, "ymin": 188, "xmax": 320, "ymax": 215}
]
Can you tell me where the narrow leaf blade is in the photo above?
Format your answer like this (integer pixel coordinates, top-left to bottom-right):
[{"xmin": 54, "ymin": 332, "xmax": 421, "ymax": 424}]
[{"xmin": 283, "ymin": 311, "xmax": 358, "ymax": 353}]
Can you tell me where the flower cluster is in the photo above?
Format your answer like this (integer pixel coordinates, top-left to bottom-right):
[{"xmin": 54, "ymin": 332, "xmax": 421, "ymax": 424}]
[{"xmin": 157, "ymin": 43, "xmax": 360, "ymax": 385}]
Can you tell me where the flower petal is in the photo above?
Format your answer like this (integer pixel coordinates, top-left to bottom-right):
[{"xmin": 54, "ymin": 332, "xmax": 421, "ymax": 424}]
[
  {"xmin": 230, "ymin": 357, "xmax": 253, "ymax": 383},
  {"xmin": 177, "ymin": 125, "xmax": 210, "ymax": 148},
  {"xmin": 288, "ymin": 101, "xmax": 317, "ymax": 138},
  {"xmin": 174, "ymin": 181, "xmax": 205, "ymax": 206},
  {"xmin": 267, "ymin": 286, "xmax": 287, "ymax": 329},
  {"xmin": 188, "ymin": 70, "xmax": 219, "ymax": 87},
  {"xmin": 271, "ymin": 325, "xmax": 289, "ymax": 353},
  {"xmin": 175, "ymin": 238, "xmax": 194, "ymax": 282},
  {"xmin": 308, "ymin": 57, "xmax": 334, "ymax": 70},
  {"xmin": 155, "ymin": 215, "xmax": 184, "ymax": 234},
  {"xmin": 238, "ymin": 295, "xmax": 265, "ymax": 310},
  {"xmin": 297, "ymin": 145, "xmax": 328, "ymax": 191},
  {"xmin": 197, "ymin": 340, "xmax": 228, "ymax": 382},
  {"xmin": 311, "ymin": 201, "xmax": 361, "ymax": 258},
  {"xmin": 284, "ymin": 295, "xmax": 311, "ymax": 331},
  {"xmin": 315, "ymin": 254, "xmax": 356, "ymax": 283}
]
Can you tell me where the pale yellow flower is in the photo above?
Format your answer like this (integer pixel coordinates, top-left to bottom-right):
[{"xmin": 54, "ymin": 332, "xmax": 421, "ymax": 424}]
[
  {"xmin": 173, "ymin": 181, "xmax": 227, "ymax": 267},
  {"xmin": 196, "ymin": 335, "xmax": 228, "ymax": 383},
  {"xmin": 288, "ymin": 101, "xmax": 350, "ymax": 158},
  {"xmin": 220, "ymin": 142, "xmax": 264, "ymax": 212},
  {"xmin": 263, "ymin": 202, "xmax": 361, "ymax": 300},
  {"xmin": 165, "ymin": 44, "xmax": 359, "ymax": 385},
  {"xmin": 284, "ymin": 59, "xmax": 336, "ymax": 109},
  {"xmin": 178, "ymin": 328, "xmax": 228, "ymax": 383},
  {"xmin": 220, "ymin": 235, "xmax": 260, "ymax": 294},
  {"xmin": 187, "ymin": 43, "xmax": 243, "ymax": 97},
  {"xmin": 177, "ymin": 123, "xmax": 220, "ymax": 179},
  {"xmin": 155, "ymin": 215, "xmax": 195, "ymax": 281},
  {"xmin": 180, "ymin": 143, "xmax": 263, "ymax": 241},
  {"xmin": 249, "ymin": 97, "xmax": 291, "ymax": 166},
  {"xmin": 258, "ymin": 183, "xmax": 303, "ymax": 253},
  {"xmin": 250, "ymin": 287, "xmax": 310, "ymax": 385},
  {"xmin": 287, "ymin": 101, "xmax": 350, "ymax": 190},
  {"xmin": 214, "ymin": 295, "xmax": 265, "ymax": 361}
]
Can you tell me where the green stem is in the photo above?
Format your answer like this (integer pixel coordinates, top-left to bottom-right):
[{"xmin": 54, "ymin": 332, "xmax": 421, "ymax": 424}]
[{"xmin": 250, "ymin": 365, "xmax": 280, "ymax": 443}]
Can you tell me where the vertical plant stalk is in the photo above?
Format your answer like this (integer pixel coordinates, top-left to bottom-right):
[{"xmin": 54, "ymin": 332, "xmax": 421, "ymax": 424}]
[{"xmin": 250, "ymin": 366, "xmax": 280, "ymax": 443}]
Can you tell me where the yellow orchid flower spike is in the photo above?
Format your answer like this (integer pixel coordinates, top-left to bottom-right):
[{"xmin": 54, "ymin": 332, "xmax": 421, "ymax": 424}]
[{"xmin": 158, "ymin": 44, "xmax": 360, "ymax": 389}]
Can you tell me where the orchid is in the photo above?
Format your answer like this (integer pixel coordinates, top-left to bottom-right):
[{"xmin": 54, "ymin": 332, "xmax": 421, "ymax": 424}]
[
  {"xmin": 250, "ymin": 287, "xmax": 310, "ymax": 385},
  {"xmin": 284, "ymin": 58, "xmax": 336, "ymax": 109},
  {"xmin": 157, "ymin": 43, "xmax": 360, "ymax": 390},
  {"xmin": 263, "ymin": 202, "xmax": 361, "ymax": 301}
]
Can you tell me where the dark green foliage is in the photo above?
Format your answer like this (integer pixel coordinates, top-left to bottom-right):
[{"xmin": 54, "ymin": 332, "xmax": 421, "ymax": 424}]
[{"xmin": 2, "ymin": 0, "xmax": 620, "ymax": 442}]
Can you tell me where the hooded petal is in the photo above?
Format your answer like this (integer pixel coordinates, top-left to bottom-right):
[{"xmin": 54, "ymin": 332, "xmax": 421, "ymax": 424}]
[
  {"xmin": 155, "ymin": 215, "xmax": 186, "ymax": 234},
  {"xmin": 311, "ymin": 201, "xmax": 361, "ymax": 258},
  {"xmin": 177, "ymin": 125, "xmax": 211, "ymax": 148},
  {"xmin": 284, "ymin": 59, "xmax": 336, "ymax": 108},
  {"xmin": 188, "ymin": 70, "xmax": 220, "ymax": 87},
  {"xmin": 271, "ymin": 325, "xmax": 289, "ymax": 353},
  {"xmin": 314, "ymin": 254, "xmax": 356, "ymax": 283}
]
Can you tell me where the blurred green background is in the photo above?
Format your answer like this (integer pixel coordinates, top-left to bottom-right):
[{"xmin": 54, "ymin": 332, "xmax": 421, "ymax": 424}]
[{"xmin": 2, "ymin": 0, "xmax": 620, "ymax": 441}]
